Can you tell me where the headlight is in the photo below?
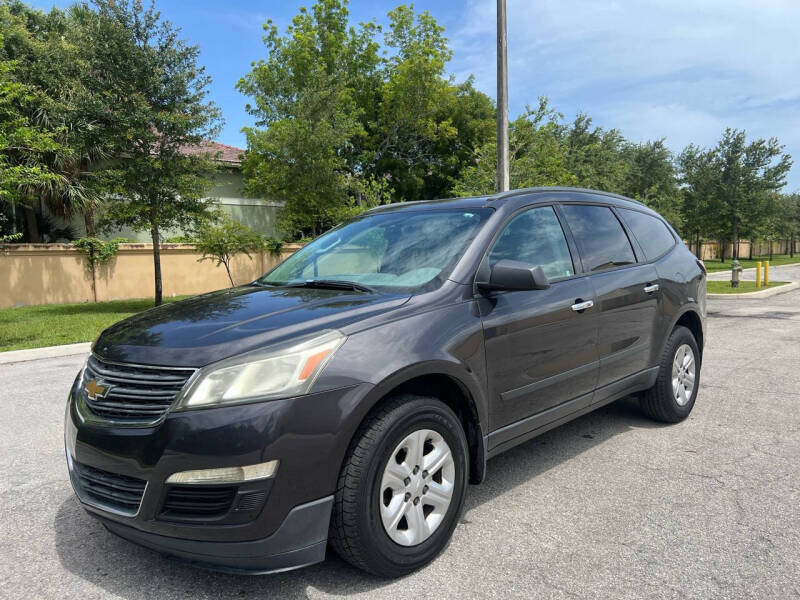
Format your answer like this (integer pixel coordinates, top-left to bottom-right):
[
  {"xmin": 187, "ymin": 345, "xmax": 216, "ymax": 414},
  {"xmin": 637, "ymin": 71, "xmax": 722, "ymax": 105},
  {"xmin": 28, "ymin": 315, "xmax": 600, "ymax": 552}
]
[{"xmin": 176, "ymin": 330, "xmax": 346, "ymax": 409}]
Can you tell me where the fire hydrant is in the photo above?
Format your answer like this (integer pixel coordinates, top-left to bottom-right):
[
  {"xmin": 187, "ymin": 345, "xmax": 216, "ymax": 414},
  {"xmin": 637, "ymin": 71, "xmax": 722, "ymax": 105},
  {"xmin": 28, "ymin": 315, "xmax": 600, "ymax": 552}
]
[{"xmin": 730, "ymin": 259, "xmax": 742, "ymax": 287}]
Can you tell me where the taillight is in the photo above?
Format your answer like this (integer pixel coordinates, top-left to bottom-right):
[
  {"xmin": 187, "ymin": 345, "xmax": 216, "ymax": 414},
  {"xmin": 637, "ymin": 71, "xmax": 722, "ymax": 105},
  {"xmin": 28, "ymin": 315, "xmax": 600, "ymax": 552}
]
[{"xmin": 696, "ymin": 259, "xmax": 706, "ymax": 275}]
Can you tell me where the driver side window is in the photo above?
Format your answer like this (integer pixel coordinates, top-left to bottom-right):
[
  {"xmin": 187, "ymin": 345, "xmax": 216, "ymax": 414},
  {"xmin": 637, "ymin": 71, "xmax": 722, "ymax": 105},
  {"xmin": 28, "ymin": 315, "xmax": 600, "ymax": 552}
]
[{"xmin": 487, "ymin": 206, "xmax": 575, "ymax": 280}]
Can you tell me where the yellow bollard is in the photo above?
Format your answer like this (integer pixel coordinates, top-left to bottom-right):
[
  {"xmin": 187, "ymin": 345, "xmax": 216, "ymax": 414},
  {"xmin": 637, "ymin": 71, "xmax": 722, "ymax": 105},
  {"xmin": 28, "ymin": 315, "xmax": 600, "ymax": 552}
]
[
  {"xmin": 765, "ymin": 261, "xmax": 770, "ymax": 286},
  {"xmin": 756, "ymin": 261, "xmax": 762, "ymax": 288}
]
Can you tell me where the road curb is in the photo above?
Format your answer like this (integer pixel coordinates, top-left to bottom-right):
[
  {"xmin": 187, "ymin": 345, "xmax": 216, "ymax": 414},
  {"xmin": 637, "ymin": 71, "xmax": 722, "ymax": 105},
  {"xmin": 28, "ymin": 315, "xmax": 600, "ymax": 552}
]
[
  {"xmin": 707, "ymin": 281, "xmax": 799, "ymax": 299},
  {"xmin": 0, "ymin": 342, "xmax": 91, "ymax": 365}
]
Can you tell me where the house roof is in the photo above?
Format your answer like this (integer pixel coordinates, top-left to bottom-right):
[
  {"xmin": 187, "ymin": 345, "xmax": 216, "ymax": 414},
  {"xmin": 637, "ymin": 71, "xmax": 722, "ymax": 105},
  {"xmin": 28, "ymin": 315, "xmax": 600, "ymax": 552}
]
[{"xmin": 178, "ymin": 140, "xmax": 245, "ymax": 166}]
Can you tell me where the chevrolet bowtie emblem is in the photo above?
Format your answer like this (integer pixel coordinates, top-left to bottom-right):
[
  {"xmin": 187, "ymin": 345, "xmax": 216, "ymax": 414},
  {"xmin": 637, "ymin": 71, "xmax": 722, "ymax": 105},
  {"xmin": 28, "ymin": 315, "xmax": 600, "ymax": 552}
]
[{"xmin": 85, "ymin": 379, "xmax": 112, "ymax": 401}]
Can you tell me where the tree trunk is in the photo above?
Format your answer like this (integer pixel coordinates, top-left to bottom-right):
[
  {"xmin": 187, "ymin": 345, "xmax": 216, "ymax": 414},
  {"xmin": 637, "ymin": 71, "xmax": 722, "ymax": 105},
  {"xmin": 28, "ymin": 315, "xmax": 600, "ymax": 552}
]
[
  {"xmin": 720, "ymin": 240, "xmax": 726, "ymax": 263},
  {"xmin": 24, "ymin": 207, "xmax": 40, "ymax": 243},
  {"xmin": 695, "ymin": 232, "xmax": 701, "ymax": 259},
  {"xmin": 791, "ymin": 233, "xmax": 795, "ymax": 258},
  {"xmin": 223, "ymin": 260, "xmax": 235, "ymax": 287},
  {"xmin": 731, "ymin": 217, "xmax": 738, "ymax": 259},
  {"xmin": 10, "ymin": 201, "xmax": 17, "ymax": 233},
  {"xmin": 84, "ymin": 209, "xmax": 96, "ymax": 237},
  {"xmin": 748, "ymin": 240, "xmax": 753, "ymax": 260},
  {"xmin": 151, "ymin": 223, "xmax": 163, "ymax": 306},
  {"xmin": 91, "ymin": 256, "xmax": 98, "ymax": 303}
]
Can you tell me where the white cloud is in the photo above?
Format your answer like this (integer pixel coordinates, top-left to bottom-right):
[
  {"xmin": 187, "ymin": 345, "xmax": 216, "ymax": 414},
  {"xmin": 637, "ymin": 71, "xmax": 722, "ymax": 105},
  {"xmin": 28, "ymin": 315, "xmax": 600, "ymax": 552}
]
[{"xmin": 448, "ymin": 0, "xmax": 800, "ymax": 189}]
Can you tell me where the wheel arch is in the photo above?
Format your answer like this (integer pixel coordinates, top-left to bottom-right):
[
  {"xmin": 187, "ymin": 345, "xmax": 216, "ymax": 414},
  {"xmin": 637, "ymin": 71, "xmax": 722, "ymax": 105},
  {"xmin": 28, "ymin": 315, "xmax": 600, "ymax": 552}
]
[
  {"xmin": 351, "ymin": 362, "xmax": 488, "ymax": 485},
  {"xmin": 650, "ymin": 305, "xmax": 704, "ymax": 372},
  {"xmin": 672, "ymin": 308, "xmax": 705, "ymax": 356}
]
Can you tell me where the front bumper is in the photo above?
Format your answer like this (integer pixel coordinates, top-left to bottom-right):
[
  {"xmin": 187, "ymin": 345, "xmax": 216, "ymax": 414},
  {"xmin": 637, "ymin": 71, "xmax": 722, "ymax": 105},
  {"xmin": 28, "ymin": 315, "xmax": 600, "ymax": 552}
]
[
  {"xmin": 65, "ymin": 379, "xmax": 373, "ymax": 572},
  {"xmin": 95, "ymin": 496, "xmax": 333, "ymax": 574}
]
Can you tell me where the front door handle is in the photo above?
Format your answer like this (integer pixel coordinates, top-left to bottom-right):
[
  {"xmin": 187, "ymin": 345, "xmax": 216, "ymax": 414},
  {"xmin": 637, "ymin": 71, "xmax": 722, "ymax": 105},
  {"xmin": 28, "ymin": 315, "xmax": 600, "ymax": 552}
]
[
  {"xmin": 644, "ymin": 283, "xmax": 660, "ymax": 294},
  {"xmin": 571, "ymin": 300, "xmax": 594, "ymax": 312}
]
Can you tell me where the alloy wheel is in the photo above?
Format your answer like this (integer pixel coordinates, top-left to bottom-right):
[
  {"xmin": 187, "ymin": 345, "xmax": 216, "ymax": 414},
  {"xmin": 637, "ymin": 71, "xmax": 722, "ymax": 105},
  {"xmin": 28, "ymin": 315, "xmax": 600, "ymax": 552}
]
[
  {"xmin": 379, "ymin": 429, "xmax": 455, "ymax": 546},
  {"xmin": 671, "ymin": 343, "xmax": 696, "ymax": 406}
]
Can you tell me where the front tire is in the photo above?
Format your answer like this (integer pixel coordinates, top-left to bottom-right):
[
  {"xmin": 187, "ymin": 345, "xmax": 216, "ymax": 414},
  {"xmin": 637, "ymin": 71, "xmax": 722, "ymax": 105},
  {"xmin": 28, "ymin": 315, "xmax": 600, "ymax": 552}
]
[
  {"xmin": 640, "ymin": 325, "xmax": 701, "ymax": 423},
  {"xmin": 329, "ymin": 394, "xmax": 469, "ymax": 577}
]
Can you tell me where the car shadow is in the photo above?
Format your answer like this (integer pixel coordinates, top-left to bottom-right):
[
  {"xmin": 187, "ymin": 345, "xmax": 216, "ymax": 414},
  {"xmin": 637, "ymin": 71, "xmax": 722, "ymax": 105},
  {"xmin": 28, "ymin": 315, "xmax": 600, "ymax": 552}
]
[{"xmin": 53, "ymin": 396, "xmax": 662, "ymax": 598}]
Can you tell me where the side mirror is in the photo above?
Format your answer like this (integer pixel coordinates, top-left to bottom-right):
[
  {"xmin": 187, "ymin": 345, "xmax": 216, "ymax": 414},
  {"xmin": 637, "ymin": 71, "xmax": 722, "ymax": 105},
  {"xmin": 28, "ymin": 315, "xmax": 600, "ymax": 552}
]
[{"xmin": 477, "ymin": 259, "xmax": 550, "ymax": 291}]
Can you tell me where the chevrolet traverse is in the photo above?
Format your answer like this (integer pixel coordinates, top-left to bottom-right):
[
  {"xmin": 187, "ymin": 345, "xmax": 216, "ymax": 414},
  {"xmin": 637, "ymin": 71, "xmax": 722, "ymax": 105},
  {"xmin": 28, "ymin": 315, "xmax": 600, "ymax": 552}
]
[{"xmin": 65, "ymin": 187, "xmax": 706, "ymax": 577}]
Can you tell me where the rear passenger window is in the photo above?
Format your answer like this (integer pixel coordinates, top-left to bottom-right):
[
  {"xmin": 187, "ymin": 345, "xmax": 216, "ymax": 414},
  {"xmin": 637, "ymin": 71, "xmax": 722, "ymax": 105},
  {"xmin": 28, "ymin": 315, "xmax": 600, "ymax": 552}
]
[
  {"xmin": 487, "ymin": 206, "xmax": 575, "ymax": 280},
  {"xmin": 560, "ymin": 204, "xmax": 635, "ymax": 272},
  {"xmin": 618, "ymin": 208, "xmax": 676, "ymax": 261}
]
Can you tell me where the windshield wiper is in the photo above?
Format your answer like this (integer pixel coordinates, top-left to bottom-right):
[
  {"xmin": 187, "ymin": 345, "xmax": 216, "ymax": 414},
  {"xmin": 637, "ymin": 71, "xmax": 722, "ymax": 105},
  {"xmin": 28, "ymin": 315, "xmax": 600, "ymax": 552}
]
[
  {"xmin": 250, "ymin": 280, "xmax": 284, "ymax": 287},
  {"xmin": 284, "ymin": 279, "xmax": 376, "ymax": 293}
]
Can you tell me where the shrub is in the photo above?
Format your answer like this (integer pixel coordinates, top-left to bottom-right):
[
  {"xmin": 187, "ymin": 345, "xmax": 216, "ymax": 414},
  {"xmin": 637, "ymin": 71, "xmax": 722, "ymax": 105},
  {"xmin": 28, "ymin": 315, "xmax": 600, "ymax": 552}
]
[
  {"xmin": 264, "ymin": 237, "xmax": 284, "ymax": 256},
  {"xmin": 194, "ymin": 217, "xmax": 265, "ymax": 287}
]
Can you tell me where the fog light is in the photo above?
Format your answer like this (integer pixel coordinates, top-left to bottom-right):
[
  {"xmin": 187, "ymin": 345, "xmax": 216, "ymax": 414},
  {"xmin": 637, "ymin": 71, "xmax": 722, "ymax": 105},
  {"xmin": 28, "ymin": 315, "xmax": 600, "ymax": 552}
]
[{"xmin": 165, "ymin": 460, "xmax": 278, "ymax": 485}]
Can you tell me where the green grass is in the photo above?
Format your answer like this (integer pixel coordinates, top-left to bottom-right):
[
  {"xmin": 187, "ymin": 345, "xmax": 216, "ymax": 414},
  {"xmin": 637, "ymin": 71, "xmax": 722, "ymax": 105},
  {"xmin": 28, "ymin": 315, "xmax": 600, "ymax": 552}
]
[
  {"xmin": 703, "ymin": 254, "xmax": 800, "ymax": 273},
  {"xmin": 706, "ymin": 280, "xmax": 789, "ymax": 294},
  {"xmin": 0, "ymin": 296, "xmax": 189, "ymax": 352}
]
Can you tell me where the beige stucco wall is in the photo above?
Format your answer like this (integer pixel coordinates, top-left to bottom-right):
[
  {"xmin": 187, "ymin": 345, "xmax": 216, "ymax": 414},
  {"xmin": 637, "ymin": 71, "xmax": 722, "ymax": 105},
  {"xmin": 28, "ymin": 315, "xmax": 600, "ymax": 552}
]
[{"xmin": 0, "ymin": 243, "xmax": 302, "ymax": 309}]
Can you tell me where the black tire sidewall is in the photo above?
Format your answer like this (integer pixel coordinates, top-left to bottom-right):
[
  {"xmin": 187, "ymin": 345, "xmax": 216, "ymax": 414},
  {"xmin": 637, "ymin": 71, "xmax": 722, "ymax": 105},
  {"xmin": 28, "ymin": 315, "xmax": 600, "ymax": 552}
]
[
  {"xmin": 659, "ymin": 326, "xmax": 701, "ymax": 419},
  {"xmin": 358, "ymin": 399, "xmax": 468, "ymax": 576}
]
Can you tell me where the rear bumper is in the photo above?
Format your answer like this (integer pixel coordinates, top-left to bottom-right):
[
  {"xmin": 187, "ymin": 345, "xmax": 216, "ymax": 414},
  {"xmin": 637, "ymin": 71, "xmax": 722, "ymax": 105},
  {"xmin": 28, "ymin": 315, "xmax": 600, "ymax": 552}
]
[{"xmin": 93, "ymin": 496, "xmax": 334, "ymax": 574}]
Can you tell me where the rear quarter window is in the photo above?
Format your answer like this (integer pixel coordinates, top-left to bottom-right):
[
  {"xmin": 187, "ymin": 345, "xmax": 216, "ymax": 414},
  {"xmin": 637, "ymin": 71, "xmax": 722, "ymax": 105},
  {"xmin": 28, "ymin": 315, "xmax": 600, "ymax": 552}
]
[{"xmin": 618, "ymin": 208, "xmax": 676, "ymax": 261}]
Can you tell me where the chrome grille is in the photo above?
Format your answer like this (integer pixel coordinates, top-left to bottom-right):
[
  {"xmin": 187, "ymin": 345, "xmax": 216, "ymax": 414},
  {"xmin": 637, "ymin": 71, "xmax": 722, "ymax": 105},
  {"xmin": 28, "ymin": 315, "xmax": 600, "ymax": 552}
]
[{"xmin": 83, "ymin": 355, "xmax": 195, "ymax": 421}]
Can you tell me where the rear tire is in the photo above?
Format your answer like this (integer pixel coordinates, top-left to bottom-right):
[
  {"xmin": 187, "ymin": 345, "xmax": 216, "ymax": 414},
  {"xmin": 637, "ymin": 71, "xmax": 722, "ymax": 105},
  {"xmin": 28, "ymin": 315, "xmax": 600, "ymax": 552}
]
[
  {"xmin": 639, "ymin": 325, "xmax": 700, "ymax": 423},
  {"xmin": 329, "ymin": 394, "xmax": 468, "ymax": 577}
]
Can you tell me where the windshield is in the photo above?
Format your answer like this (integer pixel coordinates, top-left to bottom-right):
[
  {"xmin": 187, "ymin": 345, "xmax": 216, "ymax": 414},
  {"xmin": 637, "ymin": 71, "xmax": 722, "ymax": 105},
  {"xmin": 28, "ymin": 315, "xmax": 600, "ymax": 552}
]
[{"xmin": 259, "ymin": 208, "xmax": 492, "ymax": 292}]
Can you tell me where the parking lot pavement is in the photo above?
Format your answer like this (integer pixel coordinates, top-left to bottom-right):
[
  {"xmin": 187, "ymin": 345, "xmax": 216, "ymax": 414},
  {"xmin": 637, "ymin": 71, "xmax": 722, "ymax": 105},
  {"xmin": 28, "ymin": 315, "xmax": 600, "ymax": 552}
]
[{"xmin": 1, "ymin": 292, "xmax": 799, "ymax": 600}]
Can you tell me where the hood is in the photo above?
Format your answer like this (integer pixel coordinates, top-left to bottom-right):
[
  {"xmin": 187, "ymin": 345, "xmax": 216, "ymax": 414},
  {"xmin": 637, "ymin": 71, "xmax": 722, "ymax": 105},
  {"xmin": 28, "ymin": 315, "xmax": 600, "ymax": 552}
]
[{"xmin": 94, "ymin": 285, "xmax": 411, "ymax": 367}]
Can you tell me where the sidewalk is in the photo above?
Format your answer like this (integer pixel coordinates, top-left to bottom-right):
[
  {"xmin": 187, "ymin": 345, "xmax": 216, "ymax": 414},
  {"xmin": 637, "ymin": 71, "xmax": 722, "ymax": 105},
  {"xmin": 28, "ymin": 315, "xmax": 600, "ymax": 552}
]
[{"xmin": 0, "ymin": 342, "xmax": 91, "ymax": 365}]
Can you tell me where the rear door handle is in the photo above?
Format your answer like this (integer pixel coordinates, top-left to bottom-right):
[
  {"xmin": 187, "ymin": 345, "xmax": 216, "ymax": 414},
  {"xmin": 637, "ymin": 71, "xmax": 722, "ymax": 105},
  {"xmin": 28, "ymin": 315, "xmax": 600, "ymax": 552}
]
[
  {"xmin": 644, "ymin": 284, "xmax": 660, "ymax": 293},
  {"xmin": 571, "ymin": 300, "xmax": 594, "ymax": 312}
]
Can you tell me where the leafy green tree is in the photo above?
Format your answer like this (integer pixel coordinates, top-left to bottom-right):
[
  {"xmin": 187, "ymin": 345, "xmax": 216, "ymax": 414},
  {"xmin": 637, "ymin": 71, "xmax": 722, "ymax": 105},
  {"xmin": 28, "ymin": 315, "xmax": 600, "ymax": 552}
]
[
  {"xmin": 367, "ymin": 5, "xmax": 456, "ymax": 199},
  {"xmin": 0, "ymin": 1, "xmax": 115, "ymax": 241},
  {"xmin": 680, "ymin": 129, "xmax": 791, "ymax": 260},
  {"xmin": 453, "ymin": 98, "xmax": 576, "ymax": 195},
  {"xmin": 562, "ymin": 114, "xmax": 628, "ymax": 192},
  {"xmin": 85, "ymin": 0, "xmax": 222, "ymax": 305},
  {"xmin": 677, "ymin": 145, "xmax": 717, "ymax": 257},
  {"xmin": 238, "ymin": 0, "xmax": 494, "ymax": 237},
  {"xmin": 72, "ymin": 236, "xmax": 127, "ymax": 301},
  {"xmin": 784, "ymin": 194, "xmax": 800, "ymax": 257},
  {"xmin": 0, "ymin": 2, "xmax": 85, "ymax": 240},
  {"xmin": 679, "ymin": 131, "xmax": 793, "ymax": 261},
  {"xmin": 425, "ymin": 77, "xmax": 495, "ymax": 195},
  {"xmin": 622, "ymin": 139, "xmax": 682, "ymax": 230},
  {"xmin": 194, "ymin": 215, "xmax": 265, "ymax": 287},
  {"xmin": 758, "ymin": 193, "xmax": 800, "ymax": 259},
  {"xmin": 453, "ymin": 98, "xmax": 635, "ymax": 197},
  {"xmin": 0, "ymin": 212, "xmax": 22, "ymax": 252},
  {"xmin": 237, "ymin": 0, "xmax": 369, "ymax": 238}
]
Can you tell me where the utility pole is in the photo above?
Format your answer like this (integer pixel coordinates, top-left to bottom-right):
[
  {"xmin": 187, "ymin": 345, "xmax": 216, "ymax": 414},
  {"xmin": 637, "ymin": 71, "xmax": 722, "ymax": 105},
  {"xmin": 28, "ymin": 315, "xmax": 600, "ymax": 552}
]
[{"xmin": 496, "ymin": 0, "xmax": 509, "ymax": 192}]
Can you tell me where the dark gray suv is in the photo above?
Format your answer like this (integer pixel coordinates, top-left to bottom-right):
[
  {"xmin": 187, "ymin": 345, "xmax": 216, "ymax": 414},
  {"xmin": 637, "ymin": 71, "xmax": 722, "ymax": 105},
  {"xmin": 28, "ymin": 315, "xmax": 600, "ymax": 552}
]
[{"xmin": 65, "ymin": 187, "xmax": 706, "ymax": 577}]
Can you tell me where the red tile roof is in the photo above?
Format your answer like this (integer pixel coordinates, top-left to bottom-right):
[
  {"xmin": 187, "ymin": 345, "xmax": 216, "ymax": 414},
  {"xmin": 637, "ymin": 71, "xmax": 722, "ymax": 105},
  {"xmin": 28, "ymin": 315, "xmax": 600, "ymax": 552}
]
[{"xmin": 178, "ymin": 140, "xmax": 245, "ymax": 166}]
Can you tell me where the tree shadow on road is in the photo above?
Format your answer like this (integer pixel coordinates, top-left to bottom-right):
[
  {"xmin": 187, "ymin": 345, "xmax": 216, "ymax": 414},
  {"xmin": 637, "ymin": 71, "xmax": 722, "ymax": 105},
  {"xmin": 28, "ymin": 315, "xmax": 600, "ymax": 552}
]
[{"xmin": 53, "ymin": 396, "xmax": 664, "ymax": 598}]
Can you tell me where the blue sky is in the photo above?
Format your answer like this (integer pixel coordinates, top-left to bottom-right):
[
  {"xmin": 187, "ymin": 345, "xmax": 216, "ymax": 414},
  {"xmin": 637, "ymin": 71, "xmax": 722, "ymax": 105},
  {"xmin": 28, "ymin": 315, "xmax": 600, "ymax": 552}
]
[{"xmin": 34, "ymin": 0, "xmax": 800, "ymax": 190}]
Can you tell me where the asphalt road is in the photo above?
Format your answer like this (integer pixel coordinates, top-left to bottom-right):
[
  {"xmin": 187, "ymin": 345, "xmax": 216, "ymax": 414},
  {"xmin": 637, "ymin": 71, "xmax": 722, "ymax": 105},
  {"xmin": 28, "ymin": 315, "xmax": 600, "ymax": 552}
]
[{"xmin": 2, "ymin": 280, "xmax": 800, "ymax": 599}]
